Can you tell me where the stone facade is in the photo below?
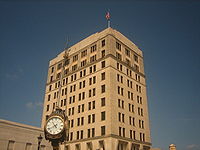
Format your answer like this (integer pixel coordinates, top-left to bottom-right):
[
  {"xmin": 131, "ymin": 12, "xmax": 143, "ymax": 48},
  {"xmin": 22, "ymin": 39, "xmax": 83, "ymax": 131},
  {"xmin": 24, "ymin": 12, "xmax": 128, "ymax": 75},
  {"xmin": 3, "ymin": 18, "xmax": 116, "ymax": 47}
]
[
  {"xmin": 0, "ymin": 119, "xmax": 52, "ymax": 150},
  {"xmin": 41, "ymin": 27, "xmax": 151, "ymax": 150}
]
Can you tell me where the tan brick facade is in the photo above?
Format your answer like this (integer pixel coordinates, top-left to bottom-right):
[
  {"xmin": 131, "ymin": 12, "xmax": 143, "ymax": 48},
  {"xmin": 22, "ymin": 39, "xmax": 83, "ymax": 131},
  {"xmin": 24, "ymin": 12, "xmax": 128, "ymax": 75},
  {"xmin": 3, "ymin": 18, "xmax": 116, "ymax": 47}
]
[{"xmin": 41, "ymin": 27, "xmax": 151, "ymax": 150}]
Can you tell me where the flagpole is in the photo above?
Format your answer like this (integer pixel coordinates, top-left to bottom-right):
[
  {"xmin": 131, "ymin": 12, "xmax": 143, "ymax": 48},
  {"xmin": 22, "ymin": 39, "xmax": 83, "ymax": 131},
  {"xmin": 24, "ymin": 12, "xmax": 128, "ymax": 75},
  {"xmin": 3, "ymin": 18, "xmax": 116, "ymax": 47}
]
[{"xmin": 108, "ymin": 19, "xmax": 110, "ymax": 28}]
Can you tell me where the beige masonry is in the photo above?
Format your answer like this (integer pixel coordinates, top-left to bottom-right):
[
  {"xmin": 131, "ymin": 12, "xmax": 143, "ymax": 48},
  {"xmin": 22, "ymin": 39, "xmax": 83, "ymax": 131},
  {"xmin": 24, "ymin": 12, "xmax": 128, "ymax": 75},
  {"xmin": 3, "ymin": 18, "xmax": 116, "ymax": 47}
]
[
  {"xmin": 42, "ymin": 27, "xmax": 151, "ymax": 150},
  {"xmin": 0, "ymin": 119, "xmax": 52, "ymax": 150}
]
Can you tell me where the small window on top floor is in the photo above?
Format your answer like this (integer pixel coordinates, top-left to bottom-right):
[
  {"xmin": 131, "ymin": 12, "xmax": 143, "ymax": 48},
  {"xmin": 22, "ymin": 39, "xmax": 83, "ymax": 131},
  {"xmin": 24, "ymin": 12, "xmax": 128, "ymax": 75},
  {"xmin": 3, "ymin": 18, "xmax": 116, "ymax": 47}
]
[
  {"xmin": 134, "ymin": 54, "xmax": 138, "ymax": 62},
  {"xmin": 73, "ymin": 54, "xmax": 78, "ymax": 62},
  {"xmin": 57, "ymin": 63, "xmax": 62, "ymax": 70},
  {"xmin": 102, "ymin": 40, "xmax": 105, "ymax": 47},
  {"xmin": 116, "ymin": 42, "xmax": 121, "ymax": 50},
  {"xmin": 51, "ymin": 67, "xmax": 54, "ymax": 73}
]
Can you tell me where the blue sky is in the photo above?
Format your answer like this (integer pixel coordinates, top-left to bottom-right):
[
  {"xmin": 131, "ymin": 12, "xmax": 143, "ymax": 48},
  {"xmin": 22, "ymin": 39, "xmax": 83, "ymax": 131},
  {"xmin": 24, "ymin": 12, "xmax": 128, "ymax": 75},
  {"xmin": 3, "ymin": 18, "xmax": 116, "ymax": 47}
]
[{"xmin": 0, "ymin": 1, "xmax": 200, "ymax": 150}]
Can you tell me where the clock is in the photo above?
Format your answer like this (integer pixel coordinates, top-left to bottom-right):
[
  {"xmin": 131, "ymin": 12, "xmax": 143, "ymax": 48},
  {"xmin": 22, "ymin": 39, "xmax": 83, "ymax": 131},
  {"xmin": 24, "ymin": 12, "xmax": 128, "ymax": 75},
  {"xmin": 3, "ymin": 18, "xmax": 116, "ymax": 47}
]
[{"xmin": 45, "ymin": 116, "xmax": 64, "ymax": 135}]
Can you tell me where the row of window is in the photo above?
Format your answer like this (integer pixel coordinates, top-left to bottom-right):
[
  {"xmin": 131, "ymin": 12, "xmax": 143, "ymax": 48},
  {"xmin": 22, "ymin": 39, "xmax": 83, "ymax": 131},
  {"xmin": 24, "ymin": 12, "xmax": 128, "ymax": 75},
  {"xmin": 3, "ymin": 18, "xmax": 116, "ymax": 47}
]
[
  {"xmin": 49, "ymin": 61, "xmax": 105, "ymax": 90},
  {"xmin": 116, "ymin": 41, "xmax": 139, "ymax": 63},
  {"xmin": 50, "ymin": 40, "xmax": 106, "ymax": 73},
  {"xmin": 48, "ymin": 78, "xmax": 105, "ymax": 101},
  {"xmin": 67, "ymin": 97, "xmax": 106, "ymax": 115},
  {"xmin": 47, "ymin": 97, "xmax": 106, "ymax": 113},
  {"xmin": 116, "ymin": 62, "xmax": 141, "ymax": 82},
  {"xmin": 119, "ymin": 127, "xmax": 145, "ymax": 142},
  {"xmin": 49, "ymin": 56, "xmax": 106, "ymax": 83},
  {"xmin": 68, "ymin": 126, "xmax": 106, "ymax": 141}
]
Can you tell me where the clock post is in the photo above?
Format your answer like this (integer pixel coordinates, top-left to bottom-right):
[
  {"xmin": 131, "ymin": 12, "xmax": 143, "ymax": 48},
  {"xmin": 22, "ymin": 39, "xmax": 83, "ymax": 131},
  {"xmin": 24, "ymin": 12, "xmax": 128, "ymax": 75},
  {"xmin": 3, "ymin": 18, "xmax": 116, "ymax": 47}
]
[{"xmin": 44, "ymin": 107, "xmax": 69, "ymax": 150}]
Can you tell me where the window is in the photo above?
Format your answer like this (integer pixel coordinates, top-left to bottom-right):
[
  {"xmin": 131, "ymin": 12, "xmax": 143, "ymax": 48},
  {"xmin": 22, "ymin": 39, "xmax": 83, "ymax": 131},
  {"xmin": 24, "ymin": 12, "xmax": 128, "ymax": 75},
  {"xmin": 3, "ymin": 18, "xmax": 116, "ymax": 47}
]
[
  {"xmin": 64, "ymin": 68, "xmax": 69, "ymax": 75},
  {"xmin": 87, "ymin": 129, "xmax": 91, "ymax": 138},
  {"xmin": 7, "ymin": 140, "xmax": 15, "ymax": 150},
  {"xmin": 119, "ymin": 127, "xmax": 121, "ymax": 136},
  {"xmin": 101, "ymin": 111, "xmax": 106, "ymax": 121},
  {"xmin": 126, "ymin": 58, "xmax": 131, "ymax": 66},
  {"xmin": 101, "ymin": 72, "xmax": 105, "ymax": 80},
  {"xmin": 123, "ymin": 128, "xmax": 125, "ymax": 137},
  {"xmin": 64, "ymin": 59, "xmax": 70, "ymax": 66},
  {"xmin": 87, "ymin": 142, "xmax": 93, "ymax": 150},
  {"xmin": 81, "ymin": 50, "xmax": 87, "ymax": 57},
  {"xmin": 92, "ymin": 128, "xmax": 95, "ymax": 137},
  {"xmin": 47, "ymin": 94, "xmax": 51, "ymax": 101},
  {"xmin": 102, "ymin": 39, "xmax": 105, "ymax": 47},
  {"xmin": 73, "ymin": 54, "xmax": 78, "ymax": 62},
  {"xmin": 116, "ymin": 52, "xmax": 122, "ymax": 60},
  {"xmin": 81, "ymin": 59, "xmax": 87, "ymax": 67},
  {"xmin": 56, "ymin": 72, "xmax": 61, "ymax": 79},
  {"xmin": 101, "ymin": 61, "xmax": 105, "ymax": 68},
  {"xmin": 49, "ymin": 85, "xmax": 52, "ymax": 91},
  {"xmin": 75, "ymin": 144, "xmax": 80, "ymax": 150},
  {"xmin": 125, "ymin": 48, "xmax": 130, "ymax": 57},
  {"xmin": 90, "ymin": 65, "xmax": 96, "ymax": 73},
  {"xmin": 72, "ymin": 64, "xmax": 77, "ymax": 71},
  {"xmin": 101, "ymin": 126, "xmax": 106, "ymax": 135},
  {"xmin": 46, "ymin": 105, "xmax": 49, "ymax": 111},
  {"xmin": 101, "ymin": 97, "xmax": 105, "ymax": 106},
  {"xmin": 92, "ymin": 114, "xmax": 95, "ymax": 123},
  {"xmin": 134, "ymin": 54, "xmax": 138, "ymax": 62},
  {"xmin": 116, "ymin": 42, "xmax": 121, "ymax": 50},
  {"xmin": 50, "ymin": 76, "xmax": 53, "ymax": 82},
  {"xmin": 101, "ymin": 50, "xmax": 105, "ymax": 58},
  {"xmin": 51, "ymin": 67, "xmax": 54, "ymax": 73},
  {"xmin": 81, "ymin": 130, "xmax": 83, "ymax": 139},
  {"xmin": 91, "ymin": 44, "xmax": 97, "ymax": 53},
  {"xmin": 101, "ymin": 85, "xmax": 106, "ymax": 93},
  {"xmin": 57, "ymin": 63, "xmax": 62, "ymax": 70},
  {"xmin": 90, "ymin": 55, "xmax": 96, "ymax": 62}
]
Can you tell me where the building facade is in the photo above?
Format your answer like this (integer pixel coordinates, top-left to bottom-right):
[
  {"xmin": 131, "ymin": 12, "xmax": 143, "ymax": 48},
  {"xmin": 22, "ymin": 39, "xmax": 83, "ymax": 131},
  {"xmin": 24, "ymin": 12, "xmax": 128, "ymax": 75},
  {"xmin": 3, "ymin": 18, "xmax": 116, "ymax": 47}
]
[
  {"xmin": 0, "ymin": 119, "xmax": 52, "ymax": 150},
  {"xmin": 41, "ymin": 27, "xmax": 151, "ymax": 150}
]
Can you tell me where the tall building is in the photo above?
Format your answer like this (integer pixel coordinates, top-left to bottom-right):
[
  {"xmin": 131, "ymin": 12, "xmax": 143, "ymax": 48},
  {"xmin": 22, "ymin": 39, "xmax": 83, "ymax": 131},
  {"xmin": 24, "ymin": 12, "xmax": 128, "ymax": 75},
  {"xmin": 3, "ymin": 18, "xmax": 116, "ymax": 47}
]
[{"xmin": 41, "ymin": 27, "xmax": 151, "ymax": 150}]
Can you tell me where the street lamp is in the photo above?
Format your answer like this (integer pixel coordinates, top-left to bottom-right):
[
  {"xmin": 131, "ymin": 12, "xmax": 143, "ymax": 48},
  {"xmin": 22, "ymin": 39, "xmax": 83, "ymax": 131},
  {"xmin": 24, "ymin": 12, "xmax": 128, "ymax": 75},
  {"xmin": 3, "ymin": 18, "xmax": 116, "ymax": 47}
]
[{"xmin": 37, "ymin": 134, "xmax": 43, "ymax": 150}]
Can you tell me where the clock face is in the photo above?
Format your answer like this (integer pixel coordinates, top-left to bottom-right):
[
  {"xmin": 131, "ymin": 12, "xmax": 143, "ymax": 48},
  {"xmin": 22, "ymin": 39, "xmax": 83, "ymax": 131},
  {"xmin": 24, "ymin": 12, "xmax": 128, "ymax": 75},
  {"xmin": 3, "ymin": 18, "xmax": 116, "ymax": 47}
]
[{"xmin": 46, "ymin": 116, "xmax": 64, "ymax": 135}]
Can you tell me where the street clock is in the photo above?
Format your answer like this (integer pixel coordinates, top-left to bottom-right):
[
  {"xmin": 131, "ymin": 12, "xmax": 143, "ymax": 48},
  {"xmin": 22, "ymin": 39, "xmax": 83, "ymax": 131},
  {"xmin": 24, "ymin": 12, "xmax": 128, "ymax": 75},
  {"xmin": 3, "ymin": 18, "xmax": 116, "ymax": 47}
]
[{"xmin": 44, "ymin": 107, "xmax": 68, "ymax": 150}]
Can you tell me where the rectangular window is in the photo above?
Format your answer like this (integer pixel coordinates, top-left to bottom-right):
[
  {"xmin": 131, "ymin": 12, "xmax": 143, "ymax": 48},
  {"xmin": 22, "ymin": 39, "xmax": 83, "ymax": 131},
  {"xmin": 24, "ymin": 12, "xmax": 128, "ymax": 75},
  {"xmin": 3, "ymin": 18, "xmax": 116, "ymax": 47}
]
[
  {"xmin": 90, "ymin": 55, "xmax": 96, "ymax": 62},
  {"xmin": 81, "ymin": 50, "xmax": 87, "ymax": 57},
  {"xmin": 101, "ymin": 97, "xmax": 105, "ymax": 106},
  {"xmin": 134, "ymin": 54, "xmax": 138, "ymax": 62},
  {"xmin": 101, "ymin": 61, "xmax": 105, "ymax": 68},
  {"xmin": 73, "ymin": 54, "xmax": 78, "ymax": 62},
  {"xmin": 101, "ymin": 50, "xmax": 105, "ymax": 58},
  {"xmin": 116, "ymin": 42, "xmax": 121, "ymax": 50},
  {"xmin": 101, "ymin": 72, "xmax": 105, "ymax": 80},
  {"xmin": 47, "ymin": 94, "xmax": 51, "ymax": 101},
  {"xmin": 101, "ymin": 111, "xmax": 106, "ymax": 121},
  {"xmin": 101, "ymin": 85, "xmax": 106, "ymax": 93},
  {"xmin": 102, "ymin": 40, "xmax": 105, "ymax": 47},
  {"xmin": 116, "ymin": 52, "xmax": 122, "ymax": 60},
  {"xmin": 101, "ymin": 126, "xmax": 106, "ymax": 136},
  {"xmin": 57, "ymin": 63, "xmax": 62, "ymax": 70},
  {"xmin": 125, "ymin": 48, "xmax": 130, "ymax": 57},
  {"xmin": 87, "ymin": 129, "xmax": 90, "ymax": 138},
  {"xmin": 51, "ymin": 67, "xmax": 54, "ymax": 73},
  {"xmin": 92, "ymin": 128, "xmax": 95, "ymax": 137},
  {"xmin": 91, "ymin": 44, "xmax": 97, "ymax": 53},
  {"xmin": 92, "ymin": 114, "xmax": 95, "ymax": 123},
  {"xmin": 72, "ymin": 64, "xmax": 77, "ymax": 71}
]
